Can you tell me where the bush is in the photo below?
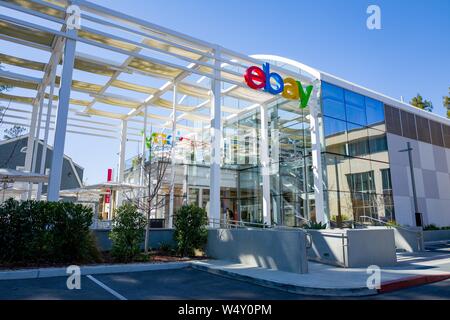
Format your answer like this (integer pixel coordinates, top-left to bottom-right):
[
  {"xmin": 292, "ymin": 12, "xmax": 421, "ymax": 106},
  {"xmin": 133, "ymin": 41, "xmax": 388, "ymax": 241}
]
[
  {"xmin": 158, "ymin": 241, "xmax": 175, "ymax": 255},
  {"xmin": 173, "ymin": 205, "xmax": 208, "ymax": 257},
  {"xmin": 304, "ymin": 221, "xmax": 327, "ymax": 230},
  {"xmin": 109, "ymin": 204, "xmax": 146, "ymax": 262},
  {"xmin": 0, "ymin": 199, "xmax": 100, "ymax": 264},
  {"xmin": 423, "ymin": 224, "xmax": 440, "ymax": 231}
]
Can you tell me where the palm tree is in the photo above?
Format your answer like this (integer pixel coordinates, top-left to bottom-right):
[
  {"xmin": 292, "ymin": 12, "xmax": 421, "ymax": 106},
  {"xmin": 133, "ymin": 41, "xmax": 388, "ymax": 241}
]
[{"xmin": 410, "ymin": 93, "xmax": 433, "ymax": 112}]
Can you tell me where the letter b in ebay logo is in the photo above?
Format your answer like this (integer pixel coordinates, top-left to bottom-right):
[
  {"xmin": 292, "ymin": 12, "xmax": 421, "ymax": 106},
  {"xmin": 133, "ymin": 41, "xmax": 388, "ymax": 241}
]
[
  {"xmin": 244, "ymin": 63, "xmax": 283, "ymax": 95},
  {"xmin": 244, "ymin": 62, "xmax": 314, "ymax": 109}
]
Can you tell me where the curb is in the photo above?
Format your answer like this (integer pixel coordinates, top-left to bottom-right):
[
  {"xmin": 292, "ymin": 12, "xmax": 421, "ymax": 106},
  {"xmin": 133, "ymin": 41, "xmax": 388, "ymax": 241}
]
[
  {"xmin": 190, "ymin": 262, "xmax": 377, "ymax": 297},
  {"xmin": 0, "ymin": 262, "xmax": 191, "ymax": 280},
  {"xmin": 379, "ymin": 274, "xmax": 450, "ymax": 293}
]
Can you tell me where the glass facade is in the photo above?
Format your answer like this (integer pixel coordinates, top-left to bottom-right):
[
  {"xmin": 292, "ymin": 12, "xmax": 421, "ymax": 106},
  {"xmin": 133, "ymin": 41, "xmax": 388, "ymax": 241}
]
[{"xmin": 321, "ymin": 82, "xmax": 395, "ymax": 222}]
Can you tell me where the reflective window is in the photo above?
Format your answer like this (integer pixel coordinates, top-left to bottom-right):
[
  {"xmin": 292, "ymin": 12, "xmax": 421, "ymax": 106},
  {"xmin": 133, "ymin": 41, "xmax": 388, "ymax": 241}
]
[
  {"xmin": 345, "ymin": 90, "xmax": 365, "ymax": 107},
  {"xmin": 323, "ymin": 98, "xmax": 346, "ymax": 121},
  {"xmin": 366, "ymin": 97, "xmax": 385, "ymax": 126},
  {"xmin": 324, "ymin": 116, "xmax": 347, "ymax": 137},
  {"xmin": 346, "ymin": 103, "xmax": 367, "ymax": 126},
  {"xmin": 322, "ymin": 82, "xmax": 344, "ymax": 101}
]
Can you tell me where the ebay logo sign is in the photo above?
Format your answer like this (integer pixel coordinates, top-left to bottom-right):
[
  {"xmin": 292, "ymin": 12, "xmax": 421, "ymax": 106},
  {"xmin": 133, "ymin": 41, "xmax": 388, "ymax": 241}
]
[{"xmin": 244, "ymin": 63, "xmax": 313, "ymax": 109}]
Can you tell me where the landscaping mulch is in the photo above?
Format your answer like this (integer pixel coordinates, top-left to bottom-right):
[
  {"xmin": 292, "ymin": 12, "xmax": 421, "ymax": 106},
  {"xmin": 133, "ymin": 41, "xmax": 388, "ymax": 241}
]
[{"xmin": 0, "ymin": 251, "xmax": 207, "ymax": 270}]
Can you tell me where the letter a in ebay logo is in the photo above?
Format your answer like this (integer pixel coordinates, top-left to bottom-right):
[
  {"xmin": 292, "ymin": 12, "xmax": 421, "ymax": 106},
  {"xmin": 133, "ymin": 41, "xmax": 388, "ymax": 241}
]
[{"xmin": 244, "ymin": 63, "xmax": 313, "ymax": 109}]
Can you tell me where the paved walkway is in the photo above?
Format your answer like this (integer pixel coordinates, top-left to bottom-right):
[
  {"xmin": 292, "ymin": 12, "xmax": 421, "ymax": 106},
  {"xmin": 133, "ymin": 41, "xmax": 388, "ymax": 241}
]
[{"xmin": 190, "ymin": 247, "xmax": 450, "ymax": 296}]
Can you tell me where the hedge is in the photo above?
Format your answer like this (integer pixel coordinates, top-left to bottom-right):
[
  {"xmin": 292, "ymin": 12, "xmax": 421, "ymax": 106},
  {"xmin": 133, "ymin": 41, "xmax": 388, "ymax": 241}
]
[{"xmin": 0, "ymin": 199, "xmax": 100, "ymax": 264}]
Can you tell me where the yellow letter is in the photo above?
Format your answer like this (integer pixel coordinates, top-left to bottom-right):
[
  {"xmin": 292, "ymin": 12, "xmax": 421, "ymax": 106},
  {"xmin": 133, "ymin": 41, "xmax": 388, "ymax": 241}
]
[{"xmin": 282, "ymin": 77, "xmax": 299, "ymax": 100}]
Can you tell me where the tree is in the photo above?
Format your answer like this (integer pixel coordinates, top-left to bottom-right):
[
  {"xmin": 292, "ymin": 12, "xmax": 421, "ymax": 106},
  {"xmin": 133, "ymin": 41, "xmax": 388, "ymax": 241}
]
[
  {"xmin": 444, "ymin": 87, "xmax": 450, "ymax": 118},
  {"xmin": 109, "ymin": 203, "xmax": 146, "ymax": 262},
  {"xmin": 173, "ymin": 204, "xmax": 208, "ymax": 257},
  {"xmin": 410, "ymin": 93, "xmax": 433, "ymax": 112},
  {"xmin": 124, "ymin": 133, "xmax": 172, "ymax": 253}
]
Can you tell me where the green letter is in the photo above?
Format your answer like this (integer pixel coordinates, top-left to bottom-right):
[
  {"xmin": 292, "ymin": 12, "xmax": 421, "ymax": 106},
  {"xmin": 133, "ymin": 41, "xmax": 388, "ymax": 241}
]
[{"xmin": 296, "ymin": 81, "xmax": 313, "ymax": 109}]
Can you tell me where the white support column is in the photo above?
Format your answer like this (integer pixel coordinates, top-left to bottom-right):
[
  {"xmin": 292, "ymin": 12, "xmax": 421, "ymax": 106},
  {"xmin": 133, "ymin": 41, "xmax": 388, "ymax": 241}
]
[
  {"xmin": 37, "ymin": 56, "xmax": 58, "ymax": 200},
  {"xmin": 310, "ymin": 106, "xmax": 327, "ymax": 225},
  {"xmin": 139, "ymin": 106, "xmax": 148, "ymax": 186},
  {"xmin": 259, "ymin": 104, "xmax": 271, "ymax": 226},
  {"xmin": 47, "ymin": 28, "xmax": 77, "ymax": 201},
  {"xmin": 116, "ymin": 120, "xmax": 128, "ymax": 207},
  {"xmin": 24, "ymin": 99, "xmax": 40, "ymax": 174},
  {"xmin": 25, "ymin": 95, "xmax": 45, "ymax": 199},
  {"xmin": 168, "ymin": 84, "xmax": 177, "ymax": 228},
  {"xmin": 209, "ymin": 47, "xmax": 222, "ymax": 226},
  {"xmin": 118, "ymin": 120, "xmax": 128, "ymax": 183}
]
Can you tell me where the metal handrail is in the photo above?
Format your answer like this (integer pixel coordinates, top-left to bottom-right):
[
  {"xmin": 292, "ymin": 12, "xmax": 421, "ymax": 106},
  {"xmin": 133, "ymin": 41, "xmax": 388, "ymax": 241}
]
[
  {"xmin": 359, "ymin": 215, "xmax": 419, "ymax": 232},
  {"xmin": 208, "ymin": 217, "xmax": 271, "ymax": 229}
]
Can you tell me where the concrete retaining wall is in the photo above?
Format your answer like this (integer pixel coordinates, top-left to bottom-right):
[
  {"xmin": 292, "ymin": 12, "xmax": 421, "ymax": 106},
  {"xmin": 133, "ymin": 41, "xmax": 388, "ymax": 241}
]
[
  {"xmin": 346, "ymin": 229, "xmax": 397, "ymax": 267},
  {"xmin": 424, "ymin": 230, "xmax": 450, "ymax": 242},
  {"xmin": 307, "ymin": 229, "xmax": 397, "ymax": 268},
  {"xmin": 366, "ymin": 226, "xmax": 424, "ymax": 252},
  {"xmin": 206, "ymin": 228, "xmax": 309, "ymax": 274},
  {"xmin": 92, "ymin": 229, "xmax": 175, "ymax": 252}
]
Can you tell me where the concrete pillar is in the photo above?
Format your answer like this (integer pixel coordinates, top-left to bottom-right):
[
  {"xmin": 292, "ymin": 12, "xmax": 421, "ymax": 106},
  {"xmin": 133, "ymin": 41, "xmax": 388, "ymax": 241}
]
[
  {"xmin": 37, "ymin": 55, "xmax": 58, "ymax": 200},
  {"xmin": 116, "ymin": 120, "xmax": 127, "ymax": 207},
  {"xmin": 310, "ymin": 105, "xmax": 327, "ymax": 225},
  {"xmin": 168, "ymin": 84, "xmax": 177, "ymax": 228},
  {"xmin": 47, "ymin": 29, "xmax": 77, "ymax": 201},
  {"xmin": 209, "ymin": 47, "xmax": 222, "ymax": 226},
  {"xmin": 259, "ymin": 104, "xmax": 271, "ymax": 226},
  {"xmin": 118, "ymin": 120, "xmax": 128, "ymax": 182}
]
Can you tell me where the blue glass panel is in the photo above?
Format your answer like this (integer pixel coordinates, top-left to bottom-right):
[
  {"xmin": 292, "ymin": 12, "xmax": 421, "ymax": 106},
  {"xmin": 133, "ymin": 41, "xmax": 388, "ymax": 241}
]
[
  {"xmin": 366, "ymin": 97, "xmax": 384, "ymax": 126},
  {"xmin": 323, "ymin": 98, "xmax": 346, "ymax": 120},
  {"xmin": 345, "ymin": 90, "xmax": 365, "ymax": 107},
  {"xmin": 324, "ymin": 116, "xmax": 347, "ymax": 137},
  {"xmin": 346, "ymin": 103, "xmax": 367, "ymax": 126},
  {"xmin": 322, "ymin": 82, "xmax": 344, "ymax": 101}
]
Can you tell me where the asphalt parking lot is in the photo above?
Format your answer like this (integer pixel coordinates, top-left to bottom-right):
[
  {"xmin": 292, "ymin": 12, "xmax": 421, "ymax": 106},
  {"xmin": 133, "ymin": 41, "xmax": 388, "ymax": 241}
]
[{"xmin": 0, "ymin": 268, "xmax": 449, "ymax": 300}]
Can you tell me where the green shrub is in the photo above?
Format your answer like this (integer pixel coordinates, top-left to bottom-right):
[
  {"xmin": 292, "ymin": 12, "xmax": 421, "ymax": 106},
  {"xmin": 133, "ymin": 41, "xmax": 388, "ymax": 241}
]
[
  {"xmin": 423, "ymin": 224, "xmax": 440, "ymax": 231},
  {"xmin": 331, "ymin": 214, "xmax": 352, "ymax": 222},
  {"xmin": 109, "ymin": 204, "xmax": 146, "ymax": 262},
  {"xmin": 0, "ymin": 199, "xmax": 99, "ymax": 264},
  {"xmin": 386, "ymin": 220, "xmax": 400, "ymax": 227},
  {"xmin": 173, "ymin": 205, "xmax": 208, "ymax": 257},
  {"xmin": 158, "ymin": 241, "xmax": 175, "ymax": 254},
  {"xmin": 304, "ymin": 221, "xmax": 327, "ymax": 230}
]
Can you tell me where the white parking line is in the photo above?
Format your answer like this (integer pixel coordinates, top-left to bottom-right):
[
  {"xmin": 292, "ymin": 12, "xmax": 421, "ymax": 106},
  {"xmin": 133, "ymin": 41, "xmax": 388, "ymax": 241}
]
[{"xmin": 86, "ymin": 275, "xmax": 127, "ymax": 300}]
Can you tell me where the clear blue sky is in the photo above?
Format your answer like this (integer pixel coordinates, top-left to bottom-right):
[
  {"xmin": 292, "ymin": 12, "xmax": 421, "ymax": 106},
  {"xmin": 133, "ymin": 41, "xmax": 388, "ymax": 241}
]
[{"xmin": 2, "ymin": 0, "xmax": 450, "ymax": 184}]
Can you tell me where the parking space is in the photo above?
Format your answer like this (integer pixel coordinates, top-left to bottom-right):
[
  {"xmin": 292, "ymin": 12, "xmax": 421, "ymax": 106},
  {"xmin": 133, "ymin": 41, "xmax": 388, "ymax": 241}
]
[
  {"xmin": 0, "ymin": 268, "xmax": 306, "ymax": 300},
  {"xmin": 0, "ymin": 267, "xmax": 449, "ymax": 300}
]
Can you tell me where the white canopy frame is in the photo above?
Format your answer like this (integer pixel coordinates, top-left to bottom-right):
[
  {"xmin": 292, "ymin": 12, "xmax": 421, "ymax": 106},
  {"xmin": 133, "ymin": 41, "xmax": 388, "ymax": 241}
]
[{"xmin": 0, "ymin": 0, "xmax": 324, "ymax": 225}]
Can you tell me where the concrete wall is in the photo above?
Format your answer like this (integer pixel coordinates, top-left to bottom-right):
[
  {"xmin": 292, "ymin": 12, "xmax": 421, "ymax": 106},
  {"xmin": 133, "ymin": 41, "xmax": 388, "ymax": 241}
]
[
  {"xmin": 387, "ymin": 133, "xmax": 450, "ymax": 227},
  {"xmin": 307, "ymin": 229, "xmax": 397, "ymax": 268},
  {"xmin": 347, "ymin": 229, "xmax": 397, "ymax": 267},
  {"xmin": 423, "ymin": 230, "xmax": 450, "ymax": 242},
  {"xmin": 207, "ymin": 228, "xmax": 309, "ymax": 274},
  {"xmin": 366, "ymin": 226, "xmax": 424, "ymax": 252},
  {"xmin": 307, "ymin": 230, "xmax": 347, "ymax": 267},
  {"xmin": 92, "ymin": 229, "xmax": 175, "ymax": 252}
]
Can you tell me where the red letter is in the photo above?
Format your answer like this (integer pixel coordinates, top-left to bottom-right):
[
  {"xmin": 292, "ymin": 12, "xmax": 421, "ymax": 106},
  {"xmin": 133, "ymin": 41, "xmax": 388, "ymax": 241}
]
[{"xmin": 244, "ymin": 66, "xmax": 266, "ymax": 90}]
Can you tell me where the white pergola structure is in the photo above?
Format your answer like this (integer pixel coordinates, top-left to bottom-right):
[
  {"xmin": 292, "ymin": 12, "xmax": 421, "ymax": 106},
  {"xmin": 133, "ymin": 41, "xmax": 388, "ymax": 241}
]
[{"xmin": 0, "ymin": 0, "xmax": 326, "ymax": 226}]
